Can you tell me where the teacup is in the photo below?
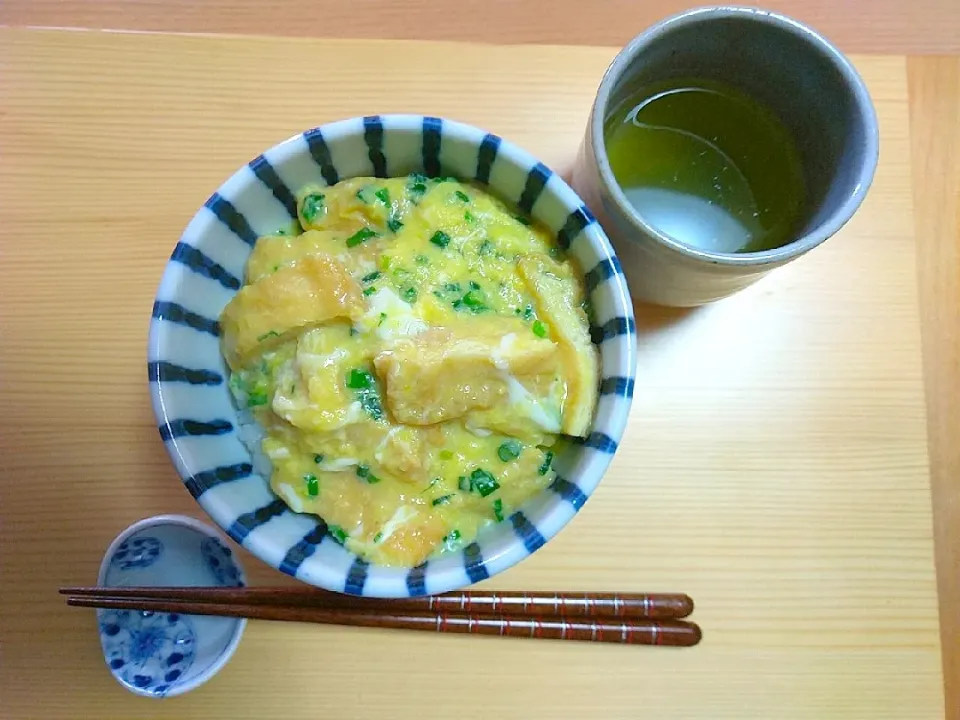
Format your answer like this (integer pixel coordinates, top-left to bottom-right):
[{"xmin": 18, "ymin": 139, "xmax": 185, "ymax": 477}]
[{"xmin": 572, "ymin": 6, "xmax": 879, "ymax": 307}]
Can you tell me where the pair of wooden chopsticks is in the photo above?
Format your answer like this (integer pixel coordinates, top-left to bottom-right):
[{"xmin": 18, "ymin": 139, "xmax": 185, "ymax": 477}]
[{"xmin": 62, "ymin": 586, "xmax": 701, "ymax": 646}]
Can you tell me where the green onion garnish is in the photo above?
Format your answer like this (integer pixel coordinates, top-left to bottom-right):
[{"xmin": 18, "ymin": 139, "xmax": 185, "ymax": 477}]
[
  {"xmin": 387, "ymin": 218, "xmax": 404, "ymax": 233},
  {"xmin": 497, "ymin": 440, "xmax": 522, "ymax": 462},
  {"xmin": 247, "ymin": 390, "xmax": 268, "ymax": 407},
  {"xmin": 469, "ymin": 468, "xmax": 500, "ymax": 497},
  {"xmin": 454, "ymin": 190, "xmax": 470, "ymax": 202},
  {"xmin": 346, "ymin": 227, "xmax": 378, "ymax": 248},
  {"xmin": 432, "ymin": 494, "xmax": 453, "ymax": 506},
  {"xmin": 430, "ymin": 230, "xmax": 451, "ymax": 249},
  {"xmin": 346, "ymin": 369, "xmax": 373, "ymax": 389},
  {"xmin": 313, "ymin": 454, "xmax": 324, "ymax": 464},
  {"xmin": 442, "ymin": 529, "xmax": 462, "ymax": 552},
  {"xmin": 361, "ymin": 271, "xmax": 382, "ymax": 283},
  {"xmin": 532, "ymin": 320, "xmax": 548, "ymax": 338},
  {"xmin": 304, "ymin": 473, "xmax": 319, "ymax": 496},
  {"xmin": 402, "ymin": 287, "xmax": 418, "ymax": 304},
  {"xmin": 356, "ymin": 465, "xmax": 381, "ymax": 484},
  {"xmin": 493, "ymin": 498, "xmax": 504, "ymax": 522},
  {"xmin": 374, "ymin": 187, "xmax": 390, "ymax": 205},
  {"xmin": 301, "ymin": 193, "xmax": 325, "ymax": 224},
  {"xmin": 328, "ymin": 525, "xmax": 348, "ymax": 544},
  {"xmin": 538, "ymin": 450, "xmax": 554, "ymax": 476}
]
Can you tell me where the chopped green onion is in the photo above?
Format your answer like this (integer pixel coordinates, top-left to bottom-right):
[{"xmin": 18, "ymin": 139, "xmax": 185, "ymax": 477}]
[
  {"xmin": 374, "ymin": 187, "xmax": 390, "ymax": 205},
  {"xmin": 415, "ymin": 254, "xmax": 429, "ymax": 265},
  {"xmin": 443, "ymin": 282, "xmax": 461, "ymax": 293},
  {"xmin": 469, "ymin": 280, "xmax": 481, "ymax": 291},
  {"xmin": 387, "ymin": 217, "xmax": 404, "ymax": 233},
  {"xmin": 361, "ymin": 271, "xmax": 382, "ymax": 283},
  {"xmin": 532, "ymin": 320, "xmax": 549, "ymax": 338},
  {"xmin": 457, "ymin": 475, "xmax": 470, "ymax": 492},
  {"xmin": 432, "ymin": 494, "xmax": 453, "ymax": 506},
  {"xmin": 346, "ymin": 227, "xmax": 378, "ymax": 248},
  {"xmin": 493, "ymin": 498, "xmax": 504, "ymax": 522},
  {"xmin": 349, "ymin": 327, "xmax": 359, "ymax": 336},
  {"xmin": 374, "ymin": 532, "xmax": 384, "ymax": 543},
  {"xmin": 538, "ymin": 450, "xmax": 554, "ymax": 476},
  {"xmin": 454, "ymin": 289, "xmax": 487, "ymax": 313},
  {"xmin": 379, "ymin": 312, "xmax": 387, "ymax": 326},
  {"xmin": 247, "ymin": 390, "xmax": 268, "ymax": 407},
  {"xmin": 430, "ymin": 230, "xmax": 450, "ymax": 249},
  {"xmin": 402, "ymin": 287, "xmax": 418, "ymax": 304},
  {"xmin": 304, "ymin": 473, "xmax": 319, "ymax": 496},
  {"xmin": 469, "ymin": 468, "xmax": 500, "ymax": 497},
  {"xmin": 257, "ymin": 330, "xmax": 281, "ymax": 342},
  {"xmin": 497, "ymin": 440, "xmax": 522, "ymax": 462},
  {"xmin": 408, "ymin": 173, "xmax": 428, "ymax": 198},
  {"xmin": 328, "ymin": 525, "xmax": 348, "ymax": 544},
  {"xmin": 301, "ymin": 193, "xmax": 325, "ymax": 224},
  {"xmin": 454, "ymin": 190, "xmax": 470, "ymax": 202},
  {"xmin": 313, "ymin": 454, "xmax": 324, "ymax": 464},
  {"xmin": 356, "ymin": 465, "xmax": 381, "ymax": 484},
  {"xmin": 520, "ymin": 304, "xmax": 535, "ymax": 320},
  {"xmin": 464, "ymin": 211, "xmax": 476, "ymax": 223},
  {"xmin": 442, "ymin": 529, "xmax": 462, "ymax": 552},
  {"xmin": 363, "ymin": 286, "xmax": 377, "ymax": 296},
  {"xmin": 477, "ymin": 238, "xmax": 493, "ymax": 255},
  {"xmin": 346, "ymin": 368, "xmax": 373, "ymax": 389}
]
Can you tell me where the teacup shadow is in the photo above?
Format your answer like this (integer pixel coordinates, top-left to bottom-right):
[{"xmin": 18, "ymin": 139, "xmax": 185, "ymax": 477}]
[{"xmin": 632, "ymin": 299, "xmax": 698, "ymax": 338}]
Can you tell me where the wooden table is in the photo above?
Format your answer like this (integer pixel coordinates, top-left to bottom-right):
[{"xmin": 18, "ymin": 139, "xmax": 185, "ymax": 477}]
[{"xmin": 1, "ymin": 1, "xmax": 957, "ymax": 718}]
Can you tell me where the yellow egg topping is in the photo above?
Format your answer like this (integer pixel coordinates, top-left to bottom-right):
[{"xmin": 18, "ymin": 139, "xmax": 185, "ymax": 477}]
[{"xmin": 220, "ymin": 175, "xmax": 599, "ymax": 567}]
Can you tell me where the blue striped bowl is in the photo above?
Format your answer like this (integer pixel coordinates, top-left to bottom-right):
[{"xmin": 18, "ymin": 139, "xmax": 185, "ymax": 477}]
[{"xmin": 149, "ymin": 115, "xmax": 636, "ymax": 597}]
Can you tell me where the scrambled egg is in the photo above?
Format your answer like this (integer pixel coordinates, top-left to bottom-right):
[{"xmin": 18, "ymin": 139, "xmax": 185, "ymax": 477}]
[{"xmin": 220, "ymin": 175, "xmax": 599, "ymax": 567}]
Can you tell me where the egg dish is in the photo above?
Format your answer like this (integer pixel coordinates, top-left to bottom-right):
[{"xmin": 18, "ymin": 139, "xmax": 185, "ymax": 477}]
[{"xmin": 219, "ymin": 174, "xmax": 599, "ymax": 567}]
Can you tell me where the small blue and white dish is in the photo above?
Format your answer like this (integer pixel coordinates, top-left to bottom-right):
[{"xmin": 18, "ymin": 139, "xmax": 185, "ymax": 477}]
[
  {"xmin": 149, "ymin": 115, "xmax": 637, "ymax": 598},
  {"xmin": 97, "ymin": 515, "xmax": 246, "ymax": 698}
]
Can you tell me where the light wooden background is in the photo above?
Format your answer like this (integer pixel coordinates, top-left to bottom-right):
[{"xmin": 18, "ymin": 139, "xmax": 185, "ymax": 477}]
[{"xmin": 1, "ymin": 1, "xmax": 958, "ymax": 717}]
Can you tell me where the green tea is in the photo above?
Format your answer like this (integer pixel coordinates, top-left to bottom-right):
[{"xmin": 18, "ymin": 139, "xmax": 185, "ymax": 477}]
[{"xmin": 603, "ymin": 78, "xmax": 806, "ymax": 253}]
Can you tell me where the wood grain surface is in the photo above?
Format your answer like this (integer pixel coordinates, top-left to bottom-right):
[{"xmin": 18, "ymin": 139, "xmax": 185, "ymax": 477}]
[
  {"xmin": 2, "ymin": 4, "xmax": 959, "ymax": 714},
  {"xmin": 0, "ymin": 29, "xmax": 943, "ymax": 718},
  {"xmin": 2, "ymin": 0, "xmax": 959, "ymax": 54},
  {"xmin": 908, "ymin": 56, "xmax": 960, "ymax": 719}
]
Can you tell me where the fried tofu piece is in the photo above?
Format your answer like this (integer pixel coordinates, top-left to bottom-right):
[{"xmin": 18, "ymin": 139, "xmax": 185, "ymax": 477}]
[
  {"xmin": 220, "ymin": 255, "xmax": 364, "ymax": 370},
  {"xmin": 374, "ymin": 318, "xmax": 557, "ymax": 425},
  {"xmin": 518, "ymin": 253, "xmax": 599, "ymax": 437},
  {"xmin": 245, "ymin": 230, "xmax": 344, "ymax": 283}
]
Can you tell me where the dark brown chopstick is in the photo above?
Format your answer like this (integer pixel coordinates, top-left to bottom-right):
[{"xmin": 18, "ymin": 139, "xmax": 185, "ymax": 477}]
[
  {"xmin": 65, "ymin": 595, "xmax": 701, "ymax": 646},
  {"xmin": 60, "ymin": 586, "xmax": 693, "ymax": 620}
]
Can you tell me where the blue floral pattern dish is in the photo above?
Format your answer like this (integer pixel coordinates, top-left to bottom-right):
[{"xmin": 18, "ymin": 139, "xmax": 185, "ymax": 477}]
[
  {"xmin": 99, "ymin": 610, "xmax": 196, "ymax": 697},
  {"xmin": 110, "ymin": 536, "xmax": 164, "ymax": 570},
  {"xmin": 97, "ymin": 515, "xmax": 247, "ymax": 698},
  {"xmin": 201, "ymin": 537, "xmax": 243, "ymax": 587}
]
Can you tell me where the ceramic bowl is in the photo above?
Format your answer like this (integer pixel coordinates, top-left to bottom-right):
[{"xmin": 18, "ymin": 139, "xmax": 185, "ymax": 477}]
[
  {"xmin": 149, "ymin": 115, "xmax": 636, "ymax": 598},
  {"xmin": 97, "ymin": 515, "xmax": 246, "ymax": 697}
]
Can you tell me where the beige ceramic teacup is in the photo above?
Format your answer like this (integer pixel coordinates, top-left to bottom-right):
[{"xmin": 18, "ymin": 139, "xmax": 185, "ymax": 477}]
[{"xmin": 572, "ymin": 6, "xmax": 879, "ymax": 307}]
